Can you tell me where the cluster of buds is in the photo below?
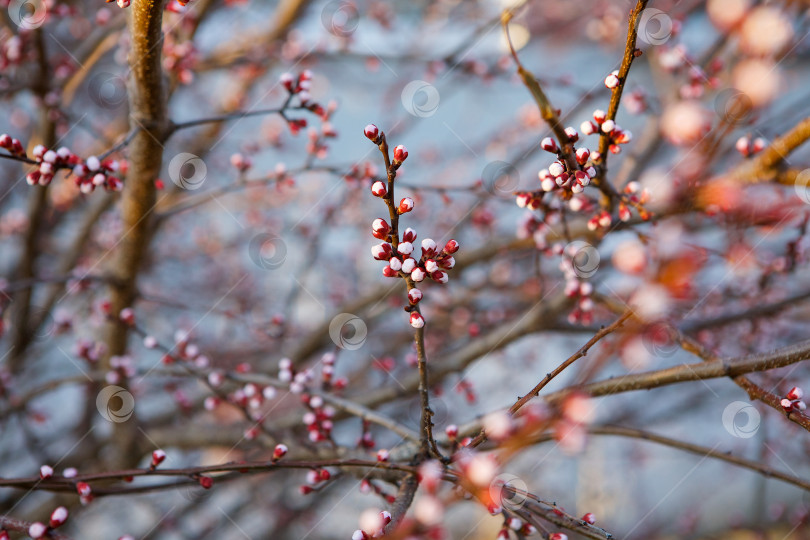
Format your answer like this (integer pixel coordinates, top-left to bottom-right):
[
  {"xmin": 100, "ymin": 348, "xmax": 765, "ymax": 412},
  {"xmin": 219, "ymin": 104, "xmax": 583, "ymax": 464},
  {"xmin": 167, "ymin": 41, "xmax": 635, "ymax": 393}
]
[
  {"xmin": 351, "ymin": 511, "xmax": 392, "ymax": 540},
  {"xmin": 781, "ymin": 386, "xmax": 806, "ymax": 413},
  {"xmin": 27, "ymin": 507, "xmax": 69, "ymax": 539},
  {"xmin": 280, "ymin": 70, "xmax": 328, "ymax": 134},
  {"xmin": 498, "ymin": 518, "xmax": 536, "ymax": 538},
  {"xmin": 278, "ymin": 357, "xmax": 316, "ymax": 394},
  {"xmin": 76, "ymin": 481, "xmax": 93, "ymax": 504},
  {"xmin": 230, "ymin": 153, "xmax": 252, "ymax": 172},
  {"xmin": 161, "ymin": 329, "xmax": 210, "ymax": 368},
  {"xmin": 357, "ymin": 419, "xmax": 375, "ymax": 449},
  {"xmin": 580, "ymin": 109, "xmax": 633, "ymax": 155},
  {"xmin": 300, "ymin": 468, "xmax": 331, "ymax": 494},
  {"xmin": 366, "ymin": 123, "xmax": 459, "ymax": 329},
  {"xmin": 215, "ymin": 381, "xmax": 277, "ymax": 421},
  {"xmin": 319, "ymin": 352, "xmax": 347, "ymax": 390},
  {"xmin": 735, "ymin": 135, "xmax": 767, "ymax": 157},
  {"xmin": 107, "ymin": 355, "xmax": 135, "ymax": 384},
  {"xmin": 0, "ymin": 133, "xmax": 25, "ymax": 158},
  {"xmin": 163, "ymin": 36, "xmax": 197, "ymax": 85},
  {"xmin": 27, "ymin": 144, "xmax": 77, "ymax": 187},
  {"xmin": 71, "ymin": 154, "xmax": 125, "ymax": 193},
  {"xmin": 302, "ymin": 394, "xmax": 336, "ymax": 442}
]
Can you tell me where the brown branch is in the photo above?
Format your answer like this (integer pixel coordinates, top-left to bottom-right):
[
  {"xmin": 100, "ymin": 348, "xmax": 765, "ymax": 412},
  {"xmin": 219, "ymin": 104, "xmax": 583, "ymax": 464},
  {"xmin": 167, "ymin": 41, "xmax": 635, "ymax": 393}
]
[
  {"xmin": 732, "ymin": 116, "xmax": 810, "ymax": 183},
  {"xmin": 543, "ymin": 339, "xmax": 810, "ymax": 403},
  {"xmin": 468, "ymin": 310, "xmax": 632, "ymax": 449},
  {"xmin": 101, "ymin": 0, "xmax": 169, "ymax": 469},
  {"xmin": 596, "ymin": 0, "xmax": 649, "ymax": 163},
  {"xmin": 385, "ymin": 474, "xmax": 419, "ymax": 534}
]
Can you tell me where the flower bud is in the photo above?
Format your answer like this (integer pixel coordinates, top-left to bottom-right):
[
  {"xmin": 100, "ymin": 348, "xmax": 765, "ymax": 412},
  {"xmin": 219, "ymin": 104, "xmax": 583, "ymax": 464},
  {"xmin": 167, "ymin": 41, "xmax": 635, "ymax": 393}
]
[
  {"xmin": 151, "ymin": 449, "xmax": 166, "ymax": 468},
  {"xmin": 398, "ymin": 197, "xmax": 414, "ymax": 214},
  {"xmin": 444, "ymin": 239, "xmax": 459, "ymax": 254},
  {"xmin": 408, "ymin": 288, "xmax": 422, "ymax": 304},
  {"xmin": 50, "ymin": 507, "xmax": 69, "ymax": 528},
  {"xmin": 540, "ymin": 137, "xmax": 558, "ymax": 152},
  {"xmin": 273, "ymin": 443, "xmax": 288, "ymax": 460},
  {"xmin": 393, "ymin": 144, "xmax": 408, "ymax": 163},
  {"xmin": 364, "ymin": 124, "xmax": 379, "ymax": 142},
  {"xmin": 410, "ymin": 312, "xmax": 425, "ymax": 328},
  {"xmin": 371, "ymin": 181, "xmax": 387, "ymax": 197}
]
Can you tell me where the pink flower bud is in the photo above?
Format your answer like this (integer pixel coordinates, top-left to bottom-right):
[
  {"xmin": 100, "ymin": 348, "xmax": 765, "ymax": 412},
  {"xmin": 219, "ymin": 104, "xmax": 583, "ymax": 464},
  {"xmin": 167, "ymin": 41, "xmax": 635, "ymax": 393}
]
[
  {"xmin": 119, "ymin": 307, "xmax": 135, "ymax": 326},
  {"xmin": 575, "ymin": 147, "xmax": 590, "ymax": 165},
  {"xmin": 28, "ymin": 523, "xmax": 47, "ymax": 539},
  {"xmin": 408, "ymin": 288, "xmax": 422, "ymax": 304},
  {"xmin": 398, "ymin": 197, "xmax": 414, "ymax": 214},
  {"xmin": 402, "ymin": 227, "xmax": 417, "ymax": 243},
  {"xmin": 393, "ymin": 144, "xmax": 408, "ymax": 163},
  {"xmin": 199, "ymin": 476, "xmax": 213, "ymax": 489},
  {"xmin": 549, "ymin": 162, "xmax": 564, "ymax": 177},
  {"xmin": 388, "ymin": 257, "xmax": 402, "ymax": 272},
  {"xmin": 397, "ymin": 242, "xmax": 414, "ymax": 256},
  {"xmin": 604, "ymin": 70, "xmax": 620, "ymax": 89},
  {"xmin": 444, "ymin": 239, "xmax": 459, "ymax": 254},
  {"xmin": 438, "ymin": 256, "xmax": 455, "ymax": 269},
  {"xmin": 410, "ymin": 312, "xmax": 425, "ymax": 328},
  {"xmin": 421, "ymin": 238, "xmax": 437, "ymax": 256},
  {"xmin": 445, "ymin": 424, "xmax": 458, "ymax": 439},
  {"xmin": 549, "ymin": 534, "xmax": 568, "ymax": 540},
  {"xmin": 50, "ymin": 507, "xmax": 68, "ymax": 528},
  {"xmin": 601, "ymin": 120, "xmax": 615, "ymax": 133},
  {"xmin": 371, "ymin": 218, "xmax": 390, "ymax": 240},
  {"xmin": 780, "ymin": 398, "xmax": 793, "ymax": 411},
  {"xmin": 516, "ymin": 192, "xmax": 531, "ymax": 206},
  {"xmin": 411, "ymin": 267, "xmax": 426, "ymax": 282},
  {"xmin": 401, "ymin": 258, "xmax": 416, "ymax": 273},
  {"xmin": 593, "ymin": 109, "xmax": 606, "ymax": 124},
  {"xmin": 540, "ymin": 137, "xmax": 558, "ymax": 152},
  {"xmin": 151, "ymin": 450, "xmax": 166, "ymax": 467},
  {"xmin": 76, "ymin": 482, "xmax": 92, "ymax": 496},
  {"xmin": 564, "ymin": 126, "xmax": 579, "ymax": 142},
  {"xmin": 425, "ymin": 259, "xmax": 439, "ymax": 274},
  {"xmin": 40, "ymin": 465, "xmax": 53, "ymax": 479},
  {"xmin": 371, "ymin": 243, "xmax": 393, "ymax": 260},
  {"xmin": 581, "ymin": 121, "xmax": 597, "ymax": 135},
  {"xmin": 787, "ymin": 387, "xmax": 803, "ymax": 401},
  {"xmin": 273, "ymin": 443, "xmax": 288, "ymax": 460},
  {"xmin": 582, "ymin": 512, "xmax": 596, "ymax": 524},
  {"xmin": 364, "ymin": 124, "xmax": 379, "ymax": 142},
  {"xmin": 371, "ymin": 181, "xmax": 387, "ymax": 197},
  {"xmin": 376, "ymin": 449, "xmax": 389, "ymax": 461},
  {"xmin": 382, "ymin": 266, "xmax": 398, "ymax": 277},
  {"xmin": 431, "ymin": 270, "xmax": 448, "ymax": 283}
]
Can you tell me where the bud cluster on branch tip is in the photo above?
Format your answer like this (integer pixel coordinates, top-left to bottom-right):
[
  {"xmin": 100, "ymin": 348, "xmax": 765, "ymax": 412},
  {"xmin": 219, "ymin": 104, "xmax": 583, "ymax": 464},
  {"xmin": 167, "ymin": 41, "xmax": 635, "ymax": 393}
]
[
  {"xmin": 302, "ymin": 393, "xmax": 336, "ymax": 442},
  {"xmin": 72, "ymin": 154, "xmax": 125, "ymax": 193},
  {"xmin": 151, "ymin": 449, "xmax": 166, "ymax": 468},
  {"xmin": 278, "ymin": 70, "xmax": 330, "ymax": 134},
  {"xmin": 300, "ymin": 468, "xmax": 332, "ymax": 494},
  {"xmin": 0, "ymin": 133, "xmax": 25, "ymax": 157},
  {"xmin": 735, "ymin": 135, "xmax": 767, "ymax": 157},
  {"xmin": 781, "ymin": 386, "xmax": 806, "ymax": 412}
]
